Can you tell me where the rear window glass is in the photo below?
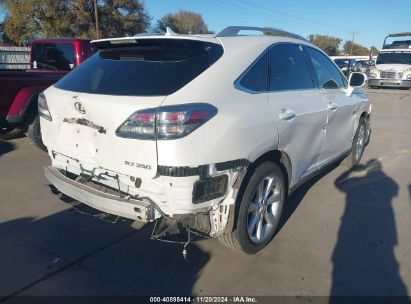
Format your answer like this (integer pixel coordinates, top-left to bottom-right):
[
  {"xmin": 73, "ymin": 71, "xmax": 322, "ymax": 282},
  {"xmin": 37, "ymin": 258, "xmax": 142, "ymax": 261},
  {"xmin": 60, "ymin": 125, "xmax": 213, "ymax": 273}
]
[
  {"xmin": 31, "ymin": 43, "xmax": 75, "ymax": 71},
  {"xmin": 55, "ymin": 39, "xmax": 224, "ymax": 96}
]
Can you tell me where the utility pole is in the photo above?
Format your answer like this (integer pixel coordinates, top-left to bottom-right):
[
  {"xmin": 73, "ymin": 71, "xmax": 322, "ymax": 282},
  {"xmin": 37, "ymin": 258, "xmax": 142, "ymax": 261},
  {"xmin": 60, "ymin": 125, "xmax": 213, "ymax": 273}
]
[
  {"xmin": 93, "ymin": 0, "xmax": 100, "ymax": 39},
  {"xmin": 349, "ymin": 32, "xmax": 358, "ymax": 55}
]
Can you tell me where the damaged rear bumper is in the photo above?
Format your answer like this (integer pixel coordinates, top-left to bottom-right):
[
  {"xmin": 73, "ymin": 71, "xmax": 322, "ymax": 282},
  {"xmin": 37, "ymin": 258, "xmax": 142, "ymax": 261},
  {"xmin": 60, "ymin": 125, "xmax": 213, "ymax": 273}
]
[{"xmin": 44, "ymin": 166, "xmax": 157, "ymax": 222}]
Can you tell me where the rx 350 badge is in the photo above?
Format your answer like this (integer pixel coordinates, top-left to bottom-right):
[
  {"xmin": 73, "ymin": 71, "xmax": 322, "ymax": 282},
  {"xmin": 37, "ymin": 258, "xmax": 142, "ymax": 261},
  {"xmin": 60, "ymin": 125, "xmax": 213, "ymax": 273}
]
[{"xmin": 124, "ymin": 161, "xmax": 151, "ymax": 170}]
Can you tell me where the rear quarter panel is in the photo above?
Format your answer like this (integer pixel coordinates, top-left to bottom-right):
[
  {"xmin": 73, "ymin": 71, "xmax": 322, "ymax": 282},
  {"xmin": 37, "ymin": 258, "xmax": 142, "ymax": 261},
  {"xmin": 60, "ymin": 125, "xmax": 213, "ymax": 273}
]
[{"xmin": 157, "ymin": 40, "xmax": 279, "ymax": 167}]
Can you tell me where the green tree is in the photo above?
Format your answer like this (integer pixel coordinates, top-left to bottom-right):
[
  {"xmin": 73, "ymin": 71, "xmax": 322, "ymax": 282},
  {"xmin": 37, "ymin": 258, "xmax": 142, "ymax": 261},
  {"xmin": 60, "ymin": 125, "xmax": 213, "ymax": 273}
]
[
  {"xmin": 343, "ymin": 41, "xmax": 369, "ymax": 56},
  {"xmin": 369, "ymin": 46, "xmax": 379, "ymax": 56},
  {"xmin": 72, "ymin": 0, "xmax": 96, "ymax": 39},
  {"xmin": 156, "ymin": 10, "xmax": 211, "ymax": 34},
  {"xmin": 0, "ymin": 21, "xmax": 13, "ymax": 44},
  {"xmin": 308, "ymin": 34, "xmax": 342, "ymax": 56},
  {"xmin": 2, "ymin": 0, "xmax": 39, "ymax": 45},
  {"xmin": 1, "ymin": 0, "xmax": 151, "ymax": 45},
  {"xmin": 98, "ymin": 0, "xmax": 151, "ymax": 38}
]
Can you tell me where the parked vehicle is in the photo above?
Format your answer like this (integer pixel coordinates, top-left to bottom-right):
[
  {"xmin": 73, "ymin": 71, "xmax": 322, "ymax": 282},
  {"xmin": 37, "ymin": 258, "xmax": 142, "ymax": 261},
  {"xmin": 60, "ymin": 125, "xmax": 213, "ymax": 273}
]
[
  {"xmin": 333, "ymin": 58, "xmax": 361, "ymax": 76},
  {"xmin": 0, "ymin": 39, "xmax": 96, "ymax": 149},
  {"xmin": 41, "ymin": 26, "xmax": 371, "ymax": 254},
  {"xmin": 368, "ymin": 32, "xmax": 411, "ymax": 89},
  {"xmin": 356, "ymin": 59, "xmax": 374, "ymax": 75}
]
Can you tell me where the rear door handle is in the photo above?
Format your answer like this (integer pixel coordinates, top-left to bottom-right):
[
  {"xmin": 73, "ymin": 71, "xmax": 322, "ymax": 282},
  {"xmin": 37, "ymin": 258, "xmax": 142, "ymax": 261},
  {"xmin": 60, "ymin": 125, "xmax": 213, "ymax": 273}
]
[
  {"xmin": 328, "ymin": 103, "xmax": 338, "ymax": 111},
  {"xmin": 279, "ymin": 111, "xmax": 296, "ymax": 121}
]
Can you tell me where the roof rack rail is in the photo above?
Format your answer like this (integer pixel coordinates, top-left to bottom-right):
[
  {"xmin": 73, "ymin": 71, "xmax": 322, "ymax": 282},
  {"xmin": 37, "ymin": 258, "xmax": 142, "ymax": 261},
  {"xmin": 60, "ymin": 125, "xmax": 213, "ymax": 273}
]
[{"xmin": 216, "ymin": 26, "xmax": 307, "ymax": 41}]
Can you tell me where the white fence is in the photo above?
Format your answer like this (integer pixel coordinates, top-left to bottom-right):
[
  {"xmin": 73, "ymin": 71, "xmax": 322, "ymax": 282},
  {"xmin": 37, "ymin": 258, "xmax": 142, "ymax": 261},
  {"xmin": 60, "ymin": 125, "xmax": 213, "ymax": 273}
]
[
  {"xmin": 0, "ymin": 46, "xmax": 30, "ymax": 69},
  {"xmin": 330, "ymin": 55, "xmax": 378, "ymax": 61}
]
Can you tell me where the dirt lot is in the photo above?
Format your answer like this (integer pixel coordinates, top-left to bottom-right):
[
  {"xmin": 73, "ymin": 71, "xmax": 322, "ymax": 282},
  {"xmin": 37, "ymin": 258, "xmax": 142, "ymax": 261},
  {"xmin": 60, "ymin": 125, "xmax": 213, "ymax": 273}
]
[{"xmin": 0, "ymin": 88, "xmax": 410, "ymax": 299}]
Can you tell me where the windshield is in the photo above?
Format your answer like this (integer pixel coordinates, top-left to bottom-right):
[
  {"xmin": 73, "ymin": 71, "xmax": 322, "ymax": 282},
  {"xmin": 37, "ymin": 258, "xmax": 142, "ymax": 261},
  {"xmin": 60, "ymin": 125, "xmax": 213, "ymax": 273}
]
[
  {"xmin": 55, "ymin": 39, "xmax": 224, "ymax": 96},
  {"xmin": 31, "ymin": 43, "xmax": 75, "ymax": 71},
  {"xmin": 377, "ymin": 51, "xmax": 411, "ymax": 65}
]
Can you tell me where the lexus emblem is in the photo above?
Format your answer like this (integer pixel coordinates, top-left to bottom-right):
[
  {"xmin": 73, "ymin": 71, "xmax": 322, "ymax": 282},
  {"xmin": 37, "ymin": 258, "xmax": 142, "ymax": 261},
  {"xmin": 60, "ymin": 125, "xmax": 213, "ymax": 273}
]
[{"xmin": 74, "ymin": 102, "xmax": 86, "ymax": 114}]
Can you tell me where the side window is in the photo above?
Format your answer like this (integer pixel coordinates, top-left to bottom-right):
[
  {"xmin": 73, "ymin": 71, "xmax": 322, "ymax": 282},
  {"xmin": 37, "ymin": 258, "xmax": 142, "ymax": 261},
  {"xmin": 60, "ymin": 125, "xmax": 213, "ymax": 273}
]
[
  {"xmin": 239, "ymin": 51, "xmax": 269, "ymax": 92},
  {"xmin": 304, "ymin": 47, "xmax": 345, "ymax": 89},
  {"xmin": 269, "ymin": 44, "xmax": 315, "ymax": 91}
]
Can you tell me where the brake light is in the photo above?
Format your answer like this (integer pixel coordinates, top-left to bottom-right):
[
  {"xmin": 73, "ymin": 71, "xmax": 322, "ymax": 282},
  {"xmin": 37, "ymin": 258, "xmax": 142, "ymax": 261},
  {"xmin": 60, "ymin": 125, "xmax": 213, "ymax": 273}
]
[
  {"xmin": 116, "ymin": 103, "xmax": 217, "ymax": 140},
  {"xmin": 38, "ymin": 92, "xmax": 52, "ymax": 121}
]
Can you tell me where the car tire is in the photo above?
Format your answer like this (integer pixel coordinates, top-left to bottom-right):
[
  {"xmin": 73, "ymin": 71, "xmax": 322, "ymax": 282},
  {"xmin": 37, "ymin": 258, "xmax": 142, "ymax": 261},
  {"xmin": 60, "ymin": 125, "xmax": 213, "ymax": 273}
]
[
  {"xmin": 364, "ymin": 117, "xmax": 371, "ymax": 146},
  {"xmin": 219, "ymin": 161, "xmax": 285, "ymax": 254},
  {"xmin": 27, "ymin": 115, "xmax": 47, "ymax": 152},
  {"xmin": 0, "ymin": 127, "xmax": 25, "ymax": 140},
  {"xmin": 346, "ymin": 118, "xmax": 366, "ymax": 167}
]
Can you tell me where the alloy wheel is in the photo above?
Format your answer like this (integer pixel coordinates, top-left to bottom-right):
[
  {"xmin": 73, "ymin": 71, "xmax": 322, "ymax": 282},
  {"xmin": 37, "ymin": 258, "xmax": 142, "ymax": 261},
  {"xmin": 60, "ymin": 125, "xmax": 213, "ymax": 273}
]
[{"xmin": 247, "ymin": 175, "xmax": 281, "ymax": 244}]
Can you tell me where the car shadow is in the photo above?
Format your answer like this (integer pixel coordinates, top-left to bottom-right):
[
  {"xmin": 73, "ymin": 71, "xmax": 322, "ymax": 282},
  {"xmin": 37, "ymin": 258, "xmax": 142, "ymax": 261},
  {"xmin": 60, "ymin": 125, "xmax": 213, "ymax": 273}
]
[
  {"xmin": 330, "ymin": 159, "xmax": 409, "ymax": 298},
  {"xmin": 0, "ymin": 208, "xmax": 210, "ymax": 297},
  {"xmin": 0, "ymin": 140, "xmax": 15, "ymax": 158},
  {"xmin": 277, "ymin": 162, "xmax": 340, "ymax": 233}
]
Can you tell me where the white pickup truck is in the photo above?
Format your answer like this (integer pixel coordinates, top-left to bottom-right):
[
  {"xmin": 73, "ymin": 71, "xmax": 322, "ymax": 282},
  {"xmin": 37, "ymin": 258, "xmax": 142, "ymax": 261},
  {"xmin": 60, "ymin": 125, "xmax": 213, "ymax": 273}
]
[{"xmin": 368, "ymin": 32, "xmax": 411, "ymax": 89}]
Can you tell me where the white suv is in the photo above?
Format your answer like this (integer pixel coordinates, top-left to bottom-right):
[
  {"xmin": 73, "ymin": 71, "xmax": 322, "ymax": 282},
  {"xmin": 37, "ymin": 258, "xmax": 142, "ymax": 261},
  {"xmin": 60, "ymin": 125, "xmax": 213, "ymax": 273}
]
[{"xmin": 40, "ymin": 26, "xmax": 371, "ymax": 253}]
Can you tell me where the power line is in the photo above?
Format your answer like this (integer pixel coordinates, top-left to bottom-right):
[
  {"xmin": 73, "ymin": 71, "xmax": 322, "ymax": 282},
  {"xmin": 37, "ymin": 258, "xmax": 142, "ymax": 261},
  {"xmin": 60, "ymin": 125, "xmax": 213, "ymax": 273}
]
[
  {"xmin": 204, "ymin": 0, "xmax": 338, "ymax": 35},
  {"xmin": 235, "ymin": 0, "xmax": 356, "ymax": 33},
  {"xmin": 205, "ymin": 0, "xmax": 381, "ymax": 46}
]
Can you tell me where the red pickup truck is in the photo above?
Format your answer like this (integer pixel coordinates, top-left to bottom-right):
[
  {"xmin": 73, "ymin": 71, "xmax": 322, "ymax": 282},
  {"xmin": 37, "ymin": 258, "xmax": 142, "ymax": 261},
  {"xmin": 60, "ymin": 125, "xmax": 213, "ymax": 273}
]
[{"xmin": 0, "ymin": 38, "xmax": 96, "ymax": 150}]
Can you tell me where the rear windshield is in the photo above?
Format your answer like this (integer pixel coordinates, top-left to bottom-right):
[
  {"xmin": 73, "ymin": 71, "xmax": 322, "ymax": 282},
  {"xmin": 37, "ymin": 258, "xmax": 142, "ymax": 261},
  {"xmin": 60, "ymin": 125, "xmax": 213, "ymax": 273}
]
[
  {"xmin": 55, "ymin": 39, "xmax": 224, "ymax": 96},
  {"xmin": 31, "ymin": 43, "xmax": 75, "ymax": 71}
]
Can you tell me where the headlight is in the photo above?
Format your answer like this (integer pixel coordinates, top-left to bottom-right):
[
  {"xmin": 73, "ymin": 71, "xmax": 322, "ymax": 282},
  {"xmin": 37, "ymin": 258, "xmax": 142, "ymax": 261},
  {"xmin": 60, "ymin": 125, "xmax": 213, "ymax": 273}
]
[
  {"xmin": 369, "ymin": 71, "xmax": 378, "ymax": 79},
  {"xmin": 406, "ymin": 74, "xmax": 411, "ymax": 80}
]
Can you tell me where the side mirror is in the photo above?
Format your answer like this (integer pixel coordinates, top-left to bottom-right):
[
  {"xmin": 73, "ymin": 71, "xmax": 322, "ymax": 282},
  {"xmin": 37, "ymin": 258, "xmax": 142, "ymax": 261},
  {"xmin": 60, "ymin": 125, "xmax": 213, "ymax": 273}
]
[
  {"xmin": 346, "ymin": 72, "xmax": 367, "ymax": 96},
  {"xmin": 349, "ymin": 72, "xmax": 367, "ymax": 87}
]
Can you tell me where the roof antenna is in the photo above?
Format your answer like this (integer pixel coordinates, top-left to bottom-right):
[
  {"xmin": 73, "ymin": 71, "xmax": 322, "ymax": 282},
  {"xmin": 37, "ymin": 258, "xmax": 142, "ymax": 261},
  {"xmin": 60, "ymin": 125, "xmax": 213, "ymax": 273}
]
[{"xmin": 165, "ymin": 27, "xmax": 177, "ymax": 36}]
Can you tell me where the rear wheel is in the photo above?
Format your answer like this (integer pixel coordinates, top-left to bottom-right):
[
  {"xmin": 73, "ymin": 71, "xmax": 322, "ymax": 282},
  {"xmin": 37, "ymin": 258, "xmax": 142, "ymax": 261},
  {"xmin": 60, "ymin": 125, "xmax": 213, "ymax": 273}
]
[
  {"xmin": 27, "ymin": 115, "xmax": 47, "ymax": 152},
  {"xmin": 219, "ymin": 162, "xmax": 285, "ymax": 254},
  {"xmin": 346, "ymin": 118, "xmax": 366, "ymax": 167}
]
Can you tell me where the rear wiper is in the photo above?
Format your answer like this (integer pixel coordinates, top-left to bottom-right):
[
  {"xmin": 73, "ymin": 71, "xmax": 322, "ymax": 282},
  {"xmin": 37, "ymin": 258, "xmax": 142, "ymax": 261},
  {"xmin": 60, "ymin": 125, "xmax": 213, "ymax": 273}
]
[{"xmin": 63, "ymin": 118, "xmax": 106, "ymax": 134}]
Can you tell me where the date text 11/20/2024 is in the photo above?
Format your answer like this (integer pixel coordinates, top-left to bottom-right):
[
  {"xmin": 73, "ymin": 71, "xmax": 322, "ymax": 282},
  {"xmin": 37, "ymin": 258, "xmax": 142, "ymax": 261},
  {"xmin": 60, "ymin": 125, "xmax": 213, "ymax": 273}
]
[{"xmin": 149, "ymin": 296, "xmax": 258, "ymax": 303}]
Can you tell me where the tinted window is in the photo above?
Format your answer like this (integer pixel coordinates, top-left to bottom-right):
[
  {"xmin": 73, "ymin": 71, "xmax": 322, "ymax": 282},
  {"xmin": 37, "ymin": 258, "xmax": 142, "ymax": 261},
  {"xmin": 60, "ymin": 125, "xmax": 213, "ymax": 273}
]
[
  {"xmin": 239, "ymin": 51, "xmax": 268, "ymax": 92},
  {"xmin": 304, "ymin": 47, "xmax": 345, "ymax": 89},
  {"xmin": 32, "ymin": 43, "xmax": 75, "ymax": 71},
  {"xmin": 269, "ymin": 44, "xmax": 314, "ymax": 91},
  {"xmin": 55, "ymin": 39, "xmax": 223, "ymax": 96}
]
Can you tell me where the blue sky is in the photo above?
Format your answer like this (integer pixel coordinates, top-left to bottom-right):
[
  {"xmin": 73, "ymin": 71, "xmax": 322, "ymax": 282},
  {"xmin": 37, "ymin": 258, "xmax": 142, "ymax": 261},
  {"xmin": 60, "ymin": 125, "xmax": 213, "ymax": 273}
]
[
  {"xmin": 1, "ymin": 0, "xmax": 410, "ymax": 49},
  {"xmin": 144, "ymin": 0, "xmax": 411, "ymax": 49}
]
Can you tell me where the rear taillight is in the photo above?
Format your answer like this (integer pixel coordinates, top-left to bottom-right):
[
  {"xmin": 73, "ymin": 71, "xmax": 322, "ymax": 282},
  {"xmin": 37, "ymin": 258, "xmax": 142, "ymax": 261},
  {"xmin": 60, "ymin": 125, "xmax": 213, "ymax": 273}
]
[
  {"xmin": 116, "ymin": 103, "xmax": 217, "ymax": 140},
  {"xmin": 38, "ymin": 92, "xmax": 52, "ymax": 121}
]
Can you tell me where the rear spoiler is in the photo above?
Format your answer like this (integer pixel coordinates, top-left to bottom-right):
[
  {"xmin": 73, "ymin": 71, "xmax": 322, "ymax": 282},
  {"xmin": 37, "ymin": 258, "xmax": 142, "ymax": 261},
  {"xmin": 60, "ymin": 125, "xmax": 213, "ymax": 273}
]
[{"xmin": 91, "ymin": 25, "xmax": 307, "ymax": 49}]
